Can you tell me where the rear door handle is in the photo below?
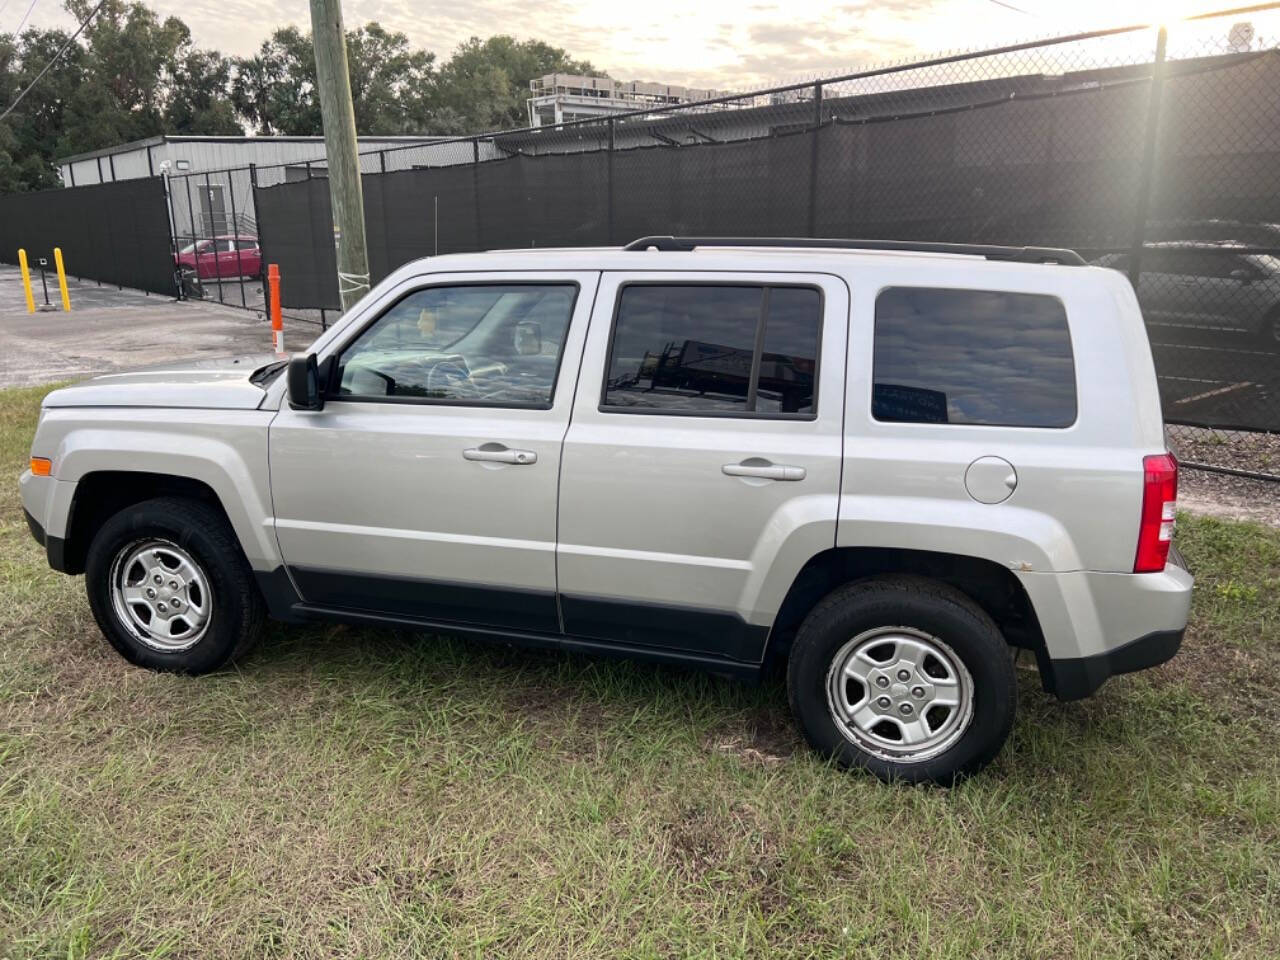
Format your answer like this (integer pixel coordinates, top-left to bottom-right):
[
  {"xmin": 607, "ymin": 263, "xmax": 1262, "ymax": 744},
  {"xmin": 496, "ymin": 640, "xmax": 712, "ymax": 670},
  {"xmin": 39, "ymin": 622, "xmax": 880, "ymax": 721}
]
[
  {"xmin": 463, "ymin": 443, "xmax": 537, "ymax": 465},
  {"xmin": 722, "ymin": 460, "xmax": 805, "ymax": 481}
]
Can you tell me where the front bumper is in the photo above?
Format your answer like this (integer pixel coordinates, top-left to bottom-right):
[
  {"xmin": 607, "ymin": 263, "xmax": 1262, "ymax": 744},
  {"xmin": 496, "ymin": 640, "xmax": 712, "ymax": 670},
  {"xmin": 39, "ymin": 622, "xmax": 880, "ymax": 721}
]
[
  {"xmin": 24, "ymin": 508, "xmax": 46, "ymax": 547},
  {"xmin": 21, "ymin": 476, "xmax": 73, "ymax": 573}
]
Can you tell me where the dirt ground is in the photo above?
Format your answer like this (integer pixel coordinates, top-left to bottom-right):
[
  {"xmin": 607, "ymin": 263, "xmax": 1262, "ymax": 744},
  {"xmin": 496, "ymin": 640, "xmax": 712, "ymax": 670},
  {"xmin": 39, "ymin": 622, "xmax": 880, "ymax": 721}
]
[{"xmin": 1169, "ymin": 426, "xmax": 1280, "ymax": 527}]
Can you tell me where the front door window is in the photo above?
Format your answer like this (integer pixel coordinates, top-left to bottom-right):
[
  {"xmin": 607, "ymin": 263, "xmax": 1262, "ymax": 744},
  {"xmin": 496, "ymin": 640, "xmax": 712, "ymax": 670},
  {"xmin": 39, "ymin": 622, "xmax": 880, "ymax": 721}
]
[{"xmin": 336, "ymin": 284, "xmax": 578, "ymax": 407}]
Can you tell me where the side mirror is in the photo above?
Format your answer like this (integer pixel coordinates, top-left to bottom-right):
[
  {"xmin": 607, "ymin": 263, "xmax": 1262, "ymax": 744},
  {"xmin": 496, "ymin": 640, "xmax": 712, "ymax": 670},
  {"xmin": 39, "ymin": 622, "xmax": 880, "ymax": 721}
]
[
  {"xmin": 287, "ymin": 353, "xmax": 324, "ymax": 410},
  {"xmin": 515, "ymin": 320, "xmax": 542, "ymax": 356}
]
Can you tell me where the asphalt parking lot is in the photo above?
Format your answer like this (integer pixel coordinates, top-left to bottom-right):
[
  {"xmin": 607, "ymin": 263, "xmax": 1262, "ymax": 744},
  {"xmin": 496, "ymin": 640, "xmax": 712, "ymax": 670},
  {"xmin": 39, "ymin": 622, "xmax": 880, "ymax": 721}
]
[
  {"xmin": 186, "ymin": 275, "xmax": 332, "ymax": 329},
  {"xmin": 0, "ymin": 265, "xmax": 298, "ymax": 388},
  {"xmin": 1150, "ymin": 322, "xmax": 1280, "ymax": 433}
]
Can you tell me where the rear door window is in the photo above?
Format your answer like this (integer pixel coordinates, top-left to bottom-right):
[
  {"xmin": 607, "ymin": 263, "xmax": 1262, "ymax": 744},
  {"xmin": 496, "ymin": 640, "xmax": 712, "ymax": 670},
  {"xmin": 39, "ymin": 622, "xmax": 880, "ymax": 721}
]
[
  {"xmin": 872, "ymin": 287, "xmax": 1076, "ymax": 427},
  {"xmin": 602, "ymin": 284, "xmax": 821, "ymax": 417}
]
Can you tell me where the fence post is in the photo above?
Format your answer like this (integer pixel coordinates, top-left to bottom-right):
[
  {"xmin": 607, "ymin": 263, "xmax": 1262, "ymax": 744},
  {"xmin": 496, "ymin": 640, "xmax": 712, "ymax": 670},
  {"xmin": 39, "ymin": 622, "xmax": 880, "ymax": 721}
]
[
  {"xmin": 227, "ymin": 171, "xmax": 248, "ymax": 308},
  {"xmin": 180, "ymin": 174, "xmax": 200, "ymax": 297},
  {"xmin": 379, "ymin": 150, "xmax": 387, "ymax": 174},
  {"xmin": 808, "ymin": 82, "xmax": 823, "ymax": 238},
  {"xmin": 1128, "ymin": 26, "xmax": 1168, "ymax": 289},
  {"xmin": 250, "ymin": 163, "xmax": 268, "ymax": 311},
  {"xmin": 472, "ymin": 137, "xmax": 483, "ymax": 252},
  {"xmin": 204, "ymin": 172, "xmax": 225, "ymax": 304},
  {"xmin": 607, "ymin": 117, "xmax": 616, "ymax": 245},
  {"xmin": 164, "ymin": 173, "xmax": 183, "ymax": 299}
]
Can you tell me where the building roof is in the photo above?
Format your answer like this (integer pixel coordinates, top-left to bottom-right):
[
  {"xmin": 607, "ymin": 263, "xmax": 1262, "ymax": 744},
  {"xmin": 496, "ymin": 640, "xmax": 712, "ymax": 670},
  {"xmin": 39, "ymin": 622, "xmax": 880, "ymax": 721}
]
[{"xmin": 57, "ymin": 134, "xmax": 448, "ymax": 166}]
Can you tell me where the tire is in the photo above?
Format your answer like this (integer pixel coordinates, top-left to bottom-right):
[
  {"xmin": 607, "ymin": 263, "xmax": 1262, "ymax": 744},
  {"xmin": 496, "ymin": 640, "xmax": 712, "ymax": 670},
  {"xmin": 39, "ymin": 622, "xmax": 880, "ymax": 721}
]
[
  {"xmin": 787, "ymin": 575, "xmax": 1016, "ymax": 785},
  {"xmin": 85, "ymin": 496, "xmax": 265, "ymax": 674}
]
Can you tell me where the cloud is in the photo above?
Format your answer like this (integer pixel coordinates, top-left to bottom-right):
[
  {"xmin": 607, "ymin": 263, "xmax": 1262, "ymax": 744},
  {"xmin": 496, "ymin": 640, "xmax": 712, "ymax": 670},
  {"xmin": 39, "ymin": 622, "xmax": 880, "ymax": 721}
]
[{"xmin": 20, "ymin": 0, "xmax": 1176, "ymax": 92}]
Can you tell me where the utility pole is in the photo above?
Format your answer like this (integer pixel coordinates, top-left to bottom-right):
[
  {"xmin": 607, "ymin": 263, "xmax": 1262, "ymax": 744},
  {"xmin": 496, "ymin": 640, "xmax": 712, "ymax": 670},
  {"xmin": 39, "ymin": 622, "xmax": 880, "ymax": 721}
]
[{"xmin": 309, "ymin": 0, "xmax": 369, "ymax": 311}]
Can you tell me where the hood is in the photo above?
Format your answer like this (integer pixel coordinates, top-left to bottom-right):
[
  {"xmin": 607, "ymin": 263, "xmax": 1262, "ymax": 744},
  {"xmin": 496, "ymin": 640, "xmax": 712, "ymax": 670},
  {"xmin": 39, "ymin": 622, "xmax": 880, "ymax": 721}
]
[{"xmin": 42, "ymin": 354, "xmax": 283, "ymax": 410}]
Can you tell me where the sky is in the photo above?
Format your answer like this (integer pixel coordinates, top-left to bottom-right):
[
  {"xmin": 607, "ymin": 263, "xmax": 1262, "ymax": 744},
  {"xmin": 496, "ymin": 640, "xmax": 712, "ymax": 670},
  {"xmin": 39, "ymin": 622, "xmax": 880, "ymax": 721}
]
[{"xmin": 9, "ymin": 0, "xmax": 1268, "ymax": 89}]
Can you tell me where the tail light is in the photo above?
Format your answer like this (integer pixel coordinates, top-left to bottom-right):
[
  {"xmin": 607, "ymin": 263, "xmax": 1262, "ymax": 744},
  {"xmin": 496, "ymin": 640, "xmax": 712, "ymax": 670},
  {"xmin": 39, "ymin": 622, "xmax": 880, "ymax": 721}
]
[{"xmin": 1134, "ymin": 453, "xmax": 1178, "ymax": 572}]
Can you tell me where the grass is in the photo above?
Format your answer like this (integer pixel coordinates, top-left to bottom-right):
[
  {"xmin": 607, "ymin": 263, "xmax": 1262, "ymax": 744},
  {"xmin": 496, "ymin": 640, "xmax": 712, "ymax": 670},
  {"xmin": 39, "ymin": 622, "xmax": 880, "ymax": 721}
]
[{"xmin": 1, "ymin": 384, "xmax": 1278, "ymax": 959}]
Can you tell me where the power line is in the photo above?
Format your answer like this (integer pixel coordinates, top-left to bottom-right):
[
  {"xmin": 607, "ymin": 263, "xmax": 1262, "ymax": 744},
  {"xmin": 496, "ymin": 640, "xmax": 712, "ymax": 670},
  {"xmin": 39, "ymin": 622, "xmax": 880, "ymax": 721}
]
[
  {"xmin": 0, "ymin": 0, "xmax": 104, "ymax": 123},
  {"xmin": 12, "ymin": 0, "xmax": 39, "ymax": 34},
  {"xmin": 988, "ymin": 0, "xmax": 1036, "ymax": 13}
]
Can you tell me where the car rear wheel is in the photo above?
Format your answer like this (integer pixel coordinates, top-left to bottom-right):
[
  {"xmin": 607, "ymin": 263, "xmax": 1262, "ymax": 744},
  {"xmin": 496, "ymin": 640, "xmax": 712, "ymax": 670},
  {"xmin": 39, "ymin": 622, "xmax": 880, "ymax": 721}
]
[
  {"xmin": 787, "ymin": 575, "xmax": 1016, "ymax": 784},
  {"xmin": 85, "ymin": 496, "xmax": 265, "ymax": 674}
]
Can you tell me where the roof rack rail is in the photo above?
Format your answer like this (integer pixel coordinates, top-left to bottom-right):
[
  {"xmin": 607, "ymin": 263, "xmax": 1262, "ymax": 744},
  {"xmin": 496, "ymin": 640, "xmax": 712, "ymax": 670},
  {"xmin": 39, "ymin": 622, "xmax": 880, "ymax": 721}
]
[{"xmin": 622, "ymin": 236, "xmax": 1086, "ymax": 266}]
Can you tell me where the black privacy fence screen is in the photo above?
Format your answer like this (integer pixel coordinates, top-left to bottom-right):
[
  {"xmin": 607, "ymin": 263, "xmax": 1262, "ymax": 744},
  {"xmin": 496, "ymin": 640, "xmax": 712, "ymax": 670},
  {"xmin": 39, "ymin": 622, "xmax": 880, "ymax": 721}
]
[
  {"xmin": 0, "ymin": 177, "xmax": 173, "ymax": 294},
  {"xmin": 0, "ymin": 5, "xmax": 1278, "ymax": 476}
]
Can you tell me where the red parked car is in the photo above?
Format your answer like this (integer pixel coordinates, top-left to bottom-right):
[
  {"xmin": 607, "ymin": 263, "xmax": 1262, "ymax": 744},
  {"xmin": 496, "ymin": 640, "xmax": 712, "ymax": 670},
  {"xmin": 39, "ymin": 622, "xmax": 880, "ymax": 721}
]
[{"xmin": 175, "ymin": 235, "xmax": 262, "ymax": 280}]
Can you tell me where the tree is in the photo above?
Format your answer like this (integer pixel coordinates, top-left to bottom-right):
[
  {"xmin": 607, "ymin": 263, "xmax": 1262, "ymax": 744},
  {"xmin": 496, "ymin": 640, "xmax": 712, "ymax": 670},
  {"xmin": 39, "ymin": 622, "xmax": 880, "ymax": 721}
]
[
  {"xmin": 55, "ymin": 0, "xmax": 243, "ymax": 156},
  {"xmin": 429, "ymin": 36, "xmax": 599, "ymax": 133},
  {"xmin": 165, "ymin": 47, "xmax": 241, "ymax": 135},
  {"xmin": 0, "ymin": 2, "xmax": 603, "ymax": 194},
  {"xmin": 230, "ymin": 27, "xmax": 321, "ymax": 136},
  {"xmin": 346, "ymin": 23, "xmax": 436, "ymax": 134},
  {"xmin": 0, "ymin": 28, "xmax": 87, "ymax": 192},
  {"xmin": 231, "ymin": 23, "xmax": 435, "ymax": 136}
]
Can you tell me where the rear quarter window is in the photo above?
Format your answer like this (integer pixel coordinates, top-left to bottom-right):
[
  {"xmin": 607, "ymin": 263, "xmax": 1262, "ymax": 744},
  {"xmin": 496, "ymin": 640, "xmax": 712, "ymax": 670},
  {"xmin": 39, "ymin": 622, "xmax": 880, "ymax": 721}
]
[{"xmin": 872, "ymin": 287, "xmax": 1076, "ymax": 428}]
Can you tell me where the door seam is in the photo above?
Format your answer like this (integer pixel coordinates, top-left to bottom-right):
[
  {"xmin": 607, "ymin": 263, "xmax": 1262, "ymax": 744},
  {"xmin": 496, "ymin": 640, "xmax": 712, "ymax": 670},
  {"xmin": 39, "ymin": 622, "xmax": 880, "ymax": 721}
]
[{"xmin": 553, "ymin": 271, "xmax": 604, "ymax": 634}]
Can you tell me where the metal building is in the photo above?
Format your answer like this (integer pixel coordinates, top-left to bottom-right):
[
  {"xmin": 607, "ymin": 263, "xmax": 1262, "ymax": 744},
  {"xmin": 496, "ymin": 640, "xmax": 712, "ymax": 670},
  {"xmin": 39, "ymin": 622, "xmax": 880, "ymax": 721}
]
[
  {"xmin": 527, "ymin": 74, "xmax": 730, "ymax": 127},
  {"xmin": 56, "ymin": 134, "xmax": 443, "ymax": 188}
]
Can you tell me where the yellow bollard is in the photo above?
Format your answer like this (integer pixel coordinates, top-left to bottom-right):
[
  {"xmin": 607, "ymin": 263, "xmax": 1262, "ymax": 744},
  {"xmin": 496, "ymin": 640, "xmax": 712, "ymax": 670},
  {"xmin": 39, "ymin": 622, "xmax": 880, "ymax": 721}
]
[
  {"xmin": 17, "ymin": 249, "xmax": 36, "ymax": 313},
  {"xmin": 53, "ymin": 248, "xmax": 71, "ymax": 311}
]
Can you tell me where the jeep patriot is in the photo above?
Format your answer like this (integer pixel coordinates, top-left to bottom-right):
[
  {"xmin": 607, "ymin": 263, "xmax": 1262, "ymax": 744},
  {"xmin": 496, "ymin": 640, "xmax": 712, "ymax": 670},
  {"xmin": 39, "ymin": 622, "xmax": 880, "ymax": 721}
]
[{"xmin": 20, "ymin": 237, "xmax": 1192, "ymax": 782}]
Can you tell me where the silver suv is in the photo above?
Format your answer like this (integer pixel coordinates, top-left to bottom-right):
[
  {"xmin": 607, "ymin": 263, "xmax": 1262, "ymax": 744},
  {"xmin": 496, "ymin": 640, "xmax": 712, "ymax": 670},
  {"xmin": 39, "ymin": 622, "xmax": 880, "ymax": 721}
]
[{"xmin": 19, "ymin": 237, "xmax": 1192, "ymax": 783}]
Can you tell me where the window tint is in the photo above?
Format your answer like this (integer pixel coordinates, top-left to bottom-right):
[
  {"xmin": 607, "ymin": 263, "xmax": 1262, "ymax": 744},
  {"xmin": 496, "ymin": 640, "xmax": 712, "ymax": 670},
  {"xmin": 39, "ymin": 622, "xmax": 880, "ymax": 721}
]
[
  {"xmin": 603, "ymin": 285, "xmax": 821, "ymax": 416},
  {"xmin": 757, "ymin": 287, "xmax": 821, "ymax": 414},
  {"xmin": 873, "ymin": 287, "xmax": 1076, "ymax": 428},
  {"xmin": 337, "ymin": 284, "xmax": 576, "ymax": 407}
]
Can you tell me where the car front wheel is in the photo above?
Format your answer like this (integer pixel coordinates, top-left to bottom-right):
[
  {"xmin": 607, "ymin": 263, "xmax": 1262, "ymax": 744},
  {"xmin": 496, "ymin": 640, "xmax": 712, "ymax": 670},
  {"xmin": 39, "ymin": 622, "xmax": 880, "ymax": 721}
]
[
  {"xmin": 85, "ymin": 497, "xmax": 265, "ymax": 674},
  {"xmin": 788, "ymin": 575, "xmax": 1016, "ymax": 784}
]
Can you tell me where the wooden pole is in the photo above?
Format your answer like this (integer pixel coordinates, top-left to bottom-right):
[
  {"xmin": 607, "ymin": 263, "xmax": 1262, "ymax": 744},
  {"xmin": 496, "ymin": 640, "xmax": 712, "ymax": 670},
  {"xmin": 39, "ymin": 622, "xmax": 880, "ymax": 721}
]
[{"xmin": 309, "ymin": 0, "xmax": 369, "ymax": 311}]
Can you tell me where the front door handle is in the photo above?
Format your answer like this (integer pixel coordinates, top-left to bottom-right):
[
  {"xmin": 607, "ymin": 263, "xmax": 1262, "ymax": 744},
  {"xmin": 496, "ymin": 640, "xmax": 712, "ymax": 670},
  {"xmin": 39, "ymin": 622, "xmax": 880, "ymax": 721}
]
[
  {"xmin": 722, "ymin": 459, "xmax": 806, "ymax": 481},
  {"xmin": 463, "ymin": 443, "xmax": 537, "ymax": 465}
]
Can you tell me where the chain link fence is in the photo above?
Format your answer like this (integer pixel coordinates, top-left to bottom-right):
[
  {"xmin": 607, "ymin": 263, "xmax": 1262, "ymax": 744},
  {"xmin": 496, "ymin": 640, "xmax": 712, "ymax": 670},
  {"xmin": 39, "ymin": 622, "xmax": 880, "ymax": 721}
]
[{"xmin": 2, "ymin": 6, "xmax": 1277, "ymax": 477}]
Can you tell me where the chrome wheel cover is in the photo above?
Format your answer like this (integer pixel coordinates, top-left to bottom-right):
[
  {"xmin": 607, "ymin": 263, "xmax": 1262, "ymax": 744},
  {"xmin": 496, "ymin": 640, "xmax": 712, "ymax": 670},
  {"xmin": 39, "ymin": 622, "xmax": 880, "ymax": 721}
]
[
  {"xmin": 826, "ymin": 626, "xmax": 975, "ymax": 763},
  {"xmin": 109, "ymin": 538, "xmax": 212, "ymax": 652}
]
